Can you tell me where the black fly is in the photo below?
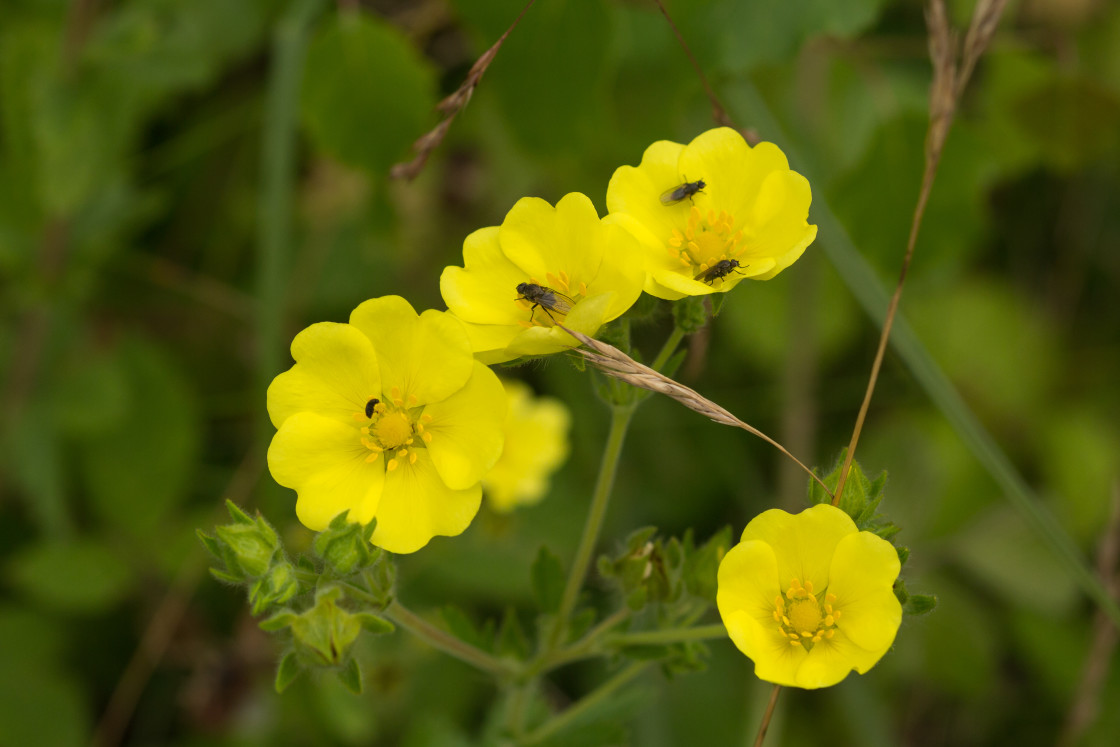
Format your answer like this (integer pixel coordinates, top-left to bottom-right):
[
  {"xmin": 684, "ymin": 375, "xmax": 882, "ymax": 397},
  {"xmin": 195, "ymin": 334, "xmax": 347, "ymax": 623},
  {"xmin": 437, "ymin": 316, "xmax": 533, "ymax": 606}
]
[
  {"xmin": 660, "ymin": 178, "xmax": 706, "ymax": 205},
  {"xmin": 695, "ymin": 259, "xmax": 745, "ymax": 285},
  {"xmin": 365, "ymin": 398, "xmax": 380, "ymax": 418},
  {"xmin": 515, "ymin": 282, "xmax": 574, "ymax": 323}
]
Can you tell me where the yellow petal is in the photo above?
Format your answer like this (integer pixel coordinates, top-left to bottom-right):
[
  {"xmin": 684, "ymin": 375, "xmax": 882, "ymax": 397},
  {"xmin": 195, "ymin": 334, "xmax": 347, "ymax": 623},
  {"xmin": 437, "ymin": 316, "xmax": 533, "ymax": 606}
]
[
  {"xmin": 827, "ymin": 532, "xmax": 902, "ymax": 656},
  {"xmin": 498, "ymin": 193, "xmax": 603, "ymax": 290},
  {"xmin": 454, "ymin": 318, "xmax": 522, "ymax": 362},
  {"xmin": 740, "ymin": 505, "xmax": 856, "ymax": 592},
  {"xmin": 605, "ymin": 139, "xmax": 688, "ymax": 247},
  {"xmin": 585, "ymin": 222, "xmax": 647, "ymax": 321},
  {"xmin": 679, "ymin": 133, "xmax": 789, "ymax": 221},
  {"xmin": 441, "ymin": 226, "xmax": 530, "ymax": 325},
  {"xmin": 724, "ymin": 609, "xmax": 809, "ymax": 687},
  {"xmin": 267, "ymin": 412, "xmax": 384, "ymax": 530},
  {"xmin": 716, "ymin": 539, "xmax": 781, "ymax": 624},
  {"xmin": 371, "ymin": 449, "xmax": 482, "ymax": 554},
  {"xmin": 501, "ymin": 291, "xmax": 615, "ymax": 358},
  {"xmin": 423, "ymin": 361, "xmax": 507, "ymax": 490},
  {"xmin": 267, "ymin": 322, "xmax": 381, "ymax": 428},
  {"xmin": 791, "ymin": 632, "xmax": 868, "ymax": 689},
  {"xmin": 350, "ymin": 296, "xmax": 473, "ymax": 406}
]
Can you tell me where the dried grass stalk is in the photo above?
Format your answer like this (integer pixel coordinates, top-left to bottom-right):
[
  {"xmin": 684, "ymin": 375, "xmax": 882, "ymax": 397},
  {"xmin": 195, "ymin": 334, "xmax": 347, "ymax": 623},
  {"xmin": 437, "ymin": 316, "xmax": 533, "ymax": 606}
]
[
  {"xmin": 390, "ymin": 0, "xmax": 536, "ymax": 181},
  {"xmin": 561, "ymin": 326, "xmax": 833, "ymax": 498}
]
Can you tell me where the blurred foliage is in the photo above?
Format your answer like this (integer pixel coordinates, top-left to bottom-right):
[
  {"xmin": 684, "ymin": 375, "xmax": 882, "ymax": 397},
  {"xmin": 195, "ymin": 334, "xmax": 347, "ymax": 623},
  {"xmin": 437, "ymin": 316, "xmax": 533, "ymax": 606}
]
[{"xmin": 1, "ymin": 0, "xmax": 1118, "ymax": 745}]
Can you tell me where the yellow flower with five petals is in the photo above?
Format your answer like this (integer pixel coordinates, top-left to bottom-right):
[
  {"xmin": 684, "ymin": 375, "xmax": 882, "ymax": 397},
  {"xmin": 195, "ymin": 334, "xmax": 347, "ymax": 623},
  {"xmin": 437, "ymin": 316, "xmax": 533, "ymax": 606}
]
[
  {"xmin": 266, "ymin": 296, "xmax": 506, "ymax": 554},
  {"xmin": 716, "ymin": 503, "xmax": 901, "ymax": 689},
  {"xmin": 606, "ymin": 127, "xmax": 817, "ymax": 299},
  {"xmin": 440, "ymin": 192, "xmax": 646, "ymax": 364}
]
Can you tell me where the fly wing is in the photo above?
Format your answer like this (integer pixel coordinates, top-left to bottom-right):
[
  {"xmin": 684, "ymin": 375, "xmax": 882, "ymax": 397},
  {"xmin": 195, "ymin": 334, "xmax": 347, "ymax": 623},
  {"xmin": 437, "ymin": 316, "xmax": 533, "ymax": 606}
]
[
  {"xmin": 542, "ymin": 290, "xmax": 575, "ymax": 314},
  {"xmin": 660, "ymin": 185, "xmax": 686, "ymax": 205}
]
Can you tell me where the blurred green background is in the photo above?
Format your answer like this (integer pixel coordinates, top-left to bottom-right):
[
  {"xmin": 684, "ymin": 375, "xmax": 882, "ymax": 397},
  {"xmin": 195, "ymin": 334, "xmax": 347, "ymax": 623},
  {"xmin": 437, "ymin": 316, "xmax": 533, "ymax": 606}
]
[{"xmin": 1, "ymin": 0, "xmax": 1118, "ymax": 744}]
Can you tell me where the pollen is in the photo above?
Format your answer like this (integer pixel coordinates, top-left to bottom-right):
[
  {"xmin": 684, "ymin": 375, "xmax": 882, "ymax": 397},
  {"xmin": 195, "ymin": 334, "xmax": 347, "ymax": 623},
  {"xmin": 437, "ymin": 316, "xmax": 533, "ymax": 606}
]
[
  {"xmin": 667, "ymin": 205, "xmax": 749, "ymax": 276},
  {"xmin": 773, "ymin": 576, "xmax": 839, "ymax": 652}
]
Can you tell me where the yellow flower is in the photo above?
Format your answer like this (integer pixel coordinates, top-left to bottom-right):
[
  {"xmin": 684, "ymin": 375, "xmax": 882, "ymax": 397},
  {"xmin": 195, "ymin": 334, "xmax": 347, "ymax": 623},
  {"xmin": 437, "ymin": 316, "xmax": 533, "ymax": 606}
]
[
  {"xmin": 716, "ymin": 504, "xmax": 901, "ymax": 689},
  {"xmin": 440, "ymin": 192, "xmax": 646, "ymax": 364},
  {"xmin": 266, "ymin": 296, "xmax": 506, "ymax": 554},
  {"xmin": 606, "ymin": 127, "xmax": 817, "ymax": 300},
  {"xmin": 483, "ymin": 380, "xmax": 571, "ymax": 513}
]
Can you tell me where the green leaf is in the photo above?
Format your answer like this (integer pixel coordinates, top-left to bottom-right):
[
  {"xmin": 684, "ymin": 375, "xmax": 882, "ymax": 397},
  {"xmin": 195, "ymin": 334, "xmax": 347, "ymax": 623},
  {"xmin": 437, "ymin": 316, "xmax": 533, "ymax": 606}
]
[
  {"xmin": 6, "ymin": 538, "xmax": 133, "ymax": 614},
  {"xmin": 495, "ymin": 608, "xmax": 530, "ymax": 660},
  {"xmin": 440, "ymin": 605, "xmax": 490, "ymax": 652},
  {"xmin": 301, "ymin": 13, "xmax": 436, "ymax": 176},
  {"xmin": 274, "ymin": 651, "xmax": 301, "ymax": 693},
  {"xmin": 338, "ymin": 657, "xmax": 363, "ymax": 694},
  {"xmin": 77, "ymin": 339, "xmax": 201, "ymax": 539},
  {"xmin": 530, "ymin": 546, "xmax": 565, "ymax": 614}
]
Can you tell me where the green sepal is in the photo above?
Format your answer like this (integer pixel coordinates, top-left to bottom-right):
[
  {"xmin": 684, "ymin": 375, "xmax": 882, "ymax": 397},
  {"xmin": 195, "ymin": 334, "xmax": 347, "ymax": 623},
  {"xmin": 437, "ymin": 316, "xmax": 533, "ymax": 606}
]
[
  {"xmin": 338, "ymin": 658, "xmax": 363, "ymax": 694},
  {"xmin": 904, "ymin": 594, "xmax": 938, "ymax": 615},
  {"xmin": 289, "ymin": 586, "xmax": 364, "ymax": 667},
  {"xmin": 354, "ymin": 613, "xmax": 394, "ymax": 635},
  {"xmin": 249, "ymin": 560, "xmax": 301, "ymax": 615},
  {"xmin": 708, "ymin": 293, "xmax": 727, "ymax": 317},
  {"xmin": 196, "ymin": 530, "xmax": 222, "ymax": 560},
  {"xmin": 274, "ymin": 650, "xmax": 301, "ymax": 693},
  {"xmin": 313, "ymin": 514, "xmax": 379, "ymax": 575},
  {"xmin": 672, "ymin": 296, "xmax": 707, "ymax": 333},
  {"xmin": 625, "ymin": 588, "xmax": 648, "ymax": 611},
  {"xmin": 260, "ymin": 610, "xmax": 299, "ymax": 631},
  {"xmin": 225, "ymin": 499, "xmax": 255, "ymax": 525},
  {"xmin": 531, "ymin": 546, "xmax": 565, "ymax": 614},
  {"xmin": 896, "ymin": 546, "xmax": 911, "ymax": 566},
  {"xmin": 208, "ymin": 568, "xmax": 241, "ymax": 584}
]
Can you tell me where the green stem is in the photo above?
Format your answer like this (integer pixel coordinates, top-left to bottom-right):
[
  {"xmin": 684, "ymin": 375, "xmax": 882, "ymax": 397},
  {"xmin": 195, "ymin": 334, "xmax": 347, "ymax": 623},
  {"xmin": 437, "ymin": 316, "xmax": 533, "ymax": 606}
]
[
  {"xmin": 383, "ymin": 600, "xmax": 514, "ymax": 678},
  {"xmin": 650, "ymin": 325, "xmax": 687, "ymax": 371},
  {"xmin": 548, "ymin": 404, "xmax": 635, "ymax": 648},
  {"xmin": 531, "ymin": 608, "xmax": 632, "ymax": 675},
  {"xmin": 524, "ymin": 662, "xmax": 651, "ymax": 744},
  {"xmin": 608, "ymin": 623, "xmax": 727, "ymax": 648}
]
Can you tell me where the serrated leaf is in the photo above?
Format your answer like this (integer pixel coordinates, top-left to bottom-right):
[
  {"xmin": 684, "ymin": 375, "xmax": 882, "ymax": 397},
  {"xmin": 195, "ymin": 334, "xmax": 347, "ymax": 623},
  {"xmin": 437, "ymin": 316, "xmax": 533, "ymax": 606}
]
[
  {"xmin": 338, "ymin": 658, "xmax": 362, "ymax": 694},
  {"xmin": 301, "ymin": 14, "xmax": 436, "ymax": 176},
  {"xmin": 530, "ymin": 546, "xmax": 565, "ymax": 614},
  {"xmin": 274, "ymin": 651, "xmax": 301, "ymax": 693}
]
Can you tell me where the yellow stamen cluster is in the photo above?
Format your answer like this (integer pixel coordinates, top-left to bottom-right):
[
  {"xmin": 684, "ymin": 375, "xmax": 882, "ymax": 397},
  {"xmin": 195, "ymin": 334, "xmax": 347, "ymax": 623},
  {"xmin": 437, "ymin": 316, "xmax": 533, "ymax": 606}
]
[
  {"xmin": 667, "ymin": 206, "xmax": 747, "ymax": 275},
  {"xmin": 772, "ymin": 578, "xmax": 840, "ymax": 650},
  {"xmin": 354, "ymin": 386, "xmax": 433, "ymax": 471}
]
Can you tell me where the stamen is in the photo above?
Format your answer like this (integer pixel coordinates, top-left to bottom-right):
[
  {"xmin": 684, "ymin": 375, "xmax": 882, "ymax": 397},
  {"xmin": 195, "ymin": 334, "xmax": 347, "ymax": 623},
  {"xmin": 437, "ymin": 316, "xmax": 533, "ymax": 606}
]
[{"xmin": 387, "ymin": 459, "xmax": 398, "ymax": 471}]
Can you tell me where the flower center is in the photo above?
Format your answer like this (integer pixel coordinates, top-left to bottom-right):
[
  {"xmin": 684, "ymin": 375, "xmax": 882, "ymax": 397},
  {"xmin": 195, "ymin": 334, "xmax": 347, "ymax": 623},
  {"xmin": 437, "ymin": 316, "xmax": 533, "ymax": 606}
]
[
  {"xmin": 374, "ymin": 412, "xmax": 412, "ymax": 450},
  {"xmin": 667, "ymin": 206, "xmax": 749, "ymax": 277},
  {"xmin": 772, "ymin": 578, "xmax": 841, "ymax": 651},
  {"xmin": 353, "ymin": 386, "xmax": 434, "ymax": 472}
]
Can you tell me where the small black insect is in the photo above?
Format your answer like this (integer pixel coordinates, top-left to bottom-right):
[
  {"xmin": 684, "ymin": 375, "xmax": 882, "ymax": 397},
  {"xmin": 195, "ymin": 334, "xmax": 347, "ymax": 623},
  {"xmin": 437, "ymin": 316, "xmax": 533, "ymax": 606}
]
[
  {"xmin": 695, "ymin": 259, "xmax": 745, "ymax": 285},
  {"xmin": 660, "ymin": 178, "xmax": 706, "ymax": 205},
  {"xmin": 515, "ymin": 282, "xmax": 574, "ymax": 323},
  {"xmin": 365, "ymin": 398, "xmax": 380, "ymax": 418}
]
